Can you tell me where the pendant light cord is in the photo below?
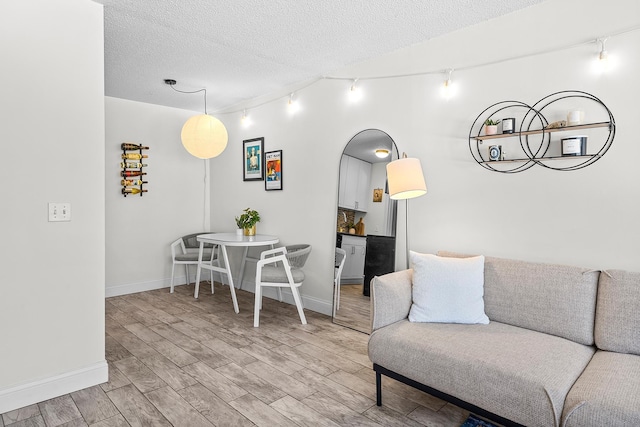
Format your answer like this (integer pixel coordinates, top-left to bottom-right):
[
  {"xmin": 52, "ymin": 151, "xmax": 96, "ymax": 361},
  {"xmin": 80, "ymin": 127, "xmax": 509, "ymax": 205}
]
[{"xmin": 169, "ymin": 84, "xmax": 208, "ymax": 114}]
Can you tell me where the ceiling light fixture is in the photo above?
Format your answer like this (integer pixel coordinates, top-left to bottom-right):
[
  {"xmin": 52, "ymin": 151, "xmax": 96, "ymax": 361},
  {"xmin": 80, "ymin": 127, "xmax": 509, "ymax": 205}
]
[
  {"xmin": 348, "ymin": 79, "xmax": 363, "ymax": 102},
  {"xmin": 287, "ymin": 92, "xmax": 300, "ymax": 114},
  {"xmin": 441, "ymin": 69, "xmax": 456, "ymax": 99},
  {"xmin": 375, "ymin": 149, "xmax": 390, "ymax": 158},
  {"xmin": 596, "ymin": 38, "xmax": 609, "ymax": 71},
  {"xmin": 164, "ymin": 79, "xmax": 228, "ymax": 159},
  {"xmin": 241, "ymin": 109, "xmax": 252, "ymax": 127}
]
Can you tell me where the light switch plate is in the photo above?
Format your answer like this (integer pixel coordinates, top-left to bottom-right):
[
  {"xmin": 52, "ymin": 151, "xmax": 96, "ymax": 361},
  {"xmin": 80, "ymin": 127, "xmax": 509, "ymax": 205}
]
[{"xmin": 48, "ymin": 202, "xmax": 71, "ymax": 222}]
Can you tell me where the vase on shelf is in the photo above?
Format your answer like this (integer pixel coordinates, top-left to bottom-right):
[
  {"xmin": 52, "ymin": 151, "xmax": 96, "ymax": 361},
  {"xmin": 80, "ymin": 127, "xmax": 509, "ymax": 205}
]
[
  {"xmin": 484, "ymin": 125, "xmax": 498, "ymax": 135},
  {"xmin": 236, "ymin": 228, "xmax": 243, "ymax": 236},
  {"xmin": 244, "ymin": 225, "xmax": 256, "ymax": 236}
]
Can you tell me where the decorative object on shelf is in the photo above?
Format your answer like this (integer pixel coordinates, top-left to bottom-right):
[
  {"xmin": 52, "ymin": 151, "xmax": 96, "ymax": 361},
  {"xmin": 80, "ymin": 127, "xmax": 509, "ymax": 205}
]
[
  {"xmin": 243, "ymin": 137, "xmax": 264, "ymax": 181},
  {"xmin": 265, "ymin": 150, "xmax": 282, "ymax": 191},
  {"xmin": 561, "ymin": 135, "xmax": 588, "ymax": 156},
  {"xmin": 489, "ymin": 145, "xmax": 502, "ymax": 161},
  {"xmin": 468, "ymin": 91, "xmax": 615, "ymax": 173},
  {"xmin": 120, "ymin": 142, "xmax": 148, "ymax": 196},
  {"xmin": 502, "ymin": 118, "xmax": 515, "ymax": 134},
  {"xmin": 546, "ymin": 120, "xmax": 567, "ymax": 129},
  {"xmin": 347, "ymin": 222, "xmax": 356, "ymax": 234},
  {"xmin": 235, "ymin": 208, "xmax": 261, "ymax": 236},
  {"xmin": 373, "ymin": 188, "xmax": 383, "ymax": 202},
  {"xmin": 164, "ymin": 79, "xmax": 228, "ymax": 159},
  {"xmin": 484, "ymin": 118, "xmax": 500, "ymax": 135},
  {"xmin": 567, "ymin": 110, "xmax": 585, "ymax": 126}
]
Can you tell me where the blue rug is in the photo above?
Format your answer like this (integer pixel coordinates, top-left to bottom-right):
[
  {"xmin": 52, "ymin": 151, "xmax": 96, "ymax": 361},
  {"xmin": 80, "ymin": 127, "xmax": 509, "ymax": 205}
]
[{"xmin": 460, "ymin": 414, "xmax": 500, "ymax": 427}]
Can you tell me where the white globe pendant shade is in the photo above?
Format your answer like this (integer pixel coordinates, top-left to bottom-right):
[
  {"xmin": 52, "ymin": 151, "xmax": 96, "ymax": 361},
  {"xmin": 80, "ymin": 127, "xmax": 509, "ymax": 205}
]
[{"xmin": 181, "ymin": 114, "xmax": 228, "ymax": 159}]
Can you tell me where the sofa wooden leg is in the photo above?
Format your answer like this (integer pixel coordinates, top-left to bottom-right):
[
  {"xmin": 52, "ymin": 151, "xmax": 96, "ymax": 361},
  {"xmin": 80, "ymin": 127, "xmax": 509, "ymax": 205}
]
[{"xmin": 376, "ymin": 370, "xmax": 382, "ymax": 406}]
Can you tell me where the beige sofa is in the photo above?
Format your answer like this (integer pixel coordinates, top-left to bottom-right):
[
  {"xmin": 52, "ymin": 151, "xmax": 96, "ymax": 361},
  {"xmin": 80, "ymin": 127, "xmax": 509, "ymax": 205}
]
[{"xmin": 368, "ymin": 252, "xmax": 640, "ymax": 427}]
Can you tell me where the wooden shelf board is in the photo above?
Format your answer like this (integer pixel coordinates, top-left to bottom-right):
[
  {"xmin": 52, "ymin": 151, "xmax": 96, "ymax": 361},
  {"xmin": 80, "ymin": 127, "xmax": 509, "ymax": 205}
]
[
  {"xmin": 480, "ymin": 154, "xmax": 602, "ymax": 164},
  {"xmin": 472, "ymin": 122, "xmax": 611, "ymax": 141}
]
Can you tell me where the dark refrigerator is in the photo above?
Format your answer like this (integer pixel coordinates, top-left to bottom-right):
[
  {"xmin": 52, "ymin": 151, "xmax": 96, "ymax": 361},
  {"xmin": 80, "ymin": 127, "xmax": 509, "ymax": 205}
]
[{"xmin": 363, "ymin": 235, "xmax": 396, "ymax": 296}]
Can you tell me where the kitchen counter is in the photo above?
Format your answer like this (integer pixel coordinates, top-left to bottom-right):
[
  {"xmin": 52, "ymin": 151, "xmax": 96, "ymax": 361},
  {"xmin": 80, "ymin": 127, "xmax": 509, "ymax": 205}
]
[{"xmin": 337, "ymin": 231, "xmax": 367, "ymax": 237}]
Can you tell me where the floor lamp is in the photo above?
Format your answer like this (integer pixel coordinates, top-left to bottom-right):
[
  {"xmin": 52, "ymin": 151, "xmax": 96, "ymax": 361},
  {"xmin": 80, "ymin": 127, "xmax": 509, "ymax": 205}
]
[{"xmin": 386, "ymin": 154, "xmax": 427, "ymax": 269}]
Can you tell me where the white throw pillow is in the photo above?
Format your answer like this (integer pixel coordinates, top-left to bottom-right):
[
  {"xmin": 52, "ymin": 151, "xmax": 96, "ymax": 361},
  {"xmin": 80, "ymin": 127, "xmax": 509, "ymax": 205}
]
[{"xmin": 408, "ymin": 251, "xmax": 489, "ymax": 324}]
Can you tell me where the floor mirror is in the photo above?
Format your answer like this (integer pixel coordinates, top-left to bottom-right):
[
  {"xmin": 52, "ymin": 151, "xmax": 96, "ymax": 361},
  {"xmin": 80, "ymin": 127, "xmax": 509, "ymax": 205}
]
[{"xmin": 332, "ymin": 129, "xmax": 398, "ymax": 334}]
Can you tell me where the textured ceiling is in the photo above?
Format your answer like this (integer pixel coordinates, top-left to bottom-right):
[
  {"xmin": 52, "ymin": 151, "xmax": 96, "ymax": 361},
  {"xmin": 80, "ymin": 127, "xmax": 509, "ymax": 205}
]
[{"xmin": 95, "ymin": 0, "xmax": 544, "ymax": 113}]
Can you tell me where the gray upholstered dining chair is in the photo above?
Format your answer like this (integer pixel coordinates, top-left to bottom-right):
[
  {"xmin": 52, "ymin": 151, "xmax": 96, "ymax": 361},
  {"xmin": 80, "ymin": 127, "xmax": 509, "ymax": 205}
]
[
  {"xmin": 254, "ymin": 244, "xmax": 312, "ymax": 327},
  {"xmin": 170, "ymin": 232, "xmax": 220, "ymax": 294}
]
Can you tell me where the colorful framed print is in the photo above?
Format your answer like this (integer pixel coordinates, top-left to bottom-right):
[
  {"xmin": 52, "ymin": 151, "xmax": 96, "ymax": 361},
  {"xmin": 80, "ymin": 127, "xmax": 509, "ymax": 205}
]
[
  {"xmin": 243, "ymin": 137, "xmax": 264, "ymax": 181},
  {"xmin": 265, "ymin": 150, "xmax": 283, "ymax": 191}
]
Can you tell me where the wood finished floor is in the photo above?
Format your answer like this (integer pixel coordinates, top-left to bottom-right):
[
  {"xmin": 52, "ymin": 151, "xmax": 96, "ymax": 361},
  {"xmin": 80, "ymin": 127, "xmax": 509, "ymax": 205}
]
[
  {"xmin": 1, "ymin": 281, "xmax": 473, "ymax": 427},
  {"xmin": 333, "ymin": 284, "xmax": 371, "ymax": 334}
]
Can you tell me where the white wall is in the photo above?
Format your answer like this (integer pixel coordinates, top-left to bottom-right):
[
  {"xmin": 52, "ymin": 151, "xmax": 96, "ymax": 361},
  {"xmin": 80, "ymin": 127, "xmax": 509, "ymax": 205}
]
[
  {"xmin": 0, "ymin": 0, "xmax": 106, "ymax": 413},
  {"xmin": 213, "ymin": 0, "xmax": 640, "ymax": 313},
  {"xmin": 105, "ymin": 97, "xmax": 215, "ymax": 296}
]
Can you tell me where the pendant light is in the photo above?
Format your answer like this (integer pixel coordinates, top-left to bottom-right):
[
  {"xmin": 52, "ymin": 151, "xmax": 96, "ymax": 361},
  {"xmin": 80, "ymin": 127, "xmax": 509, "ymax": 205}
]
[{"xmin": 165, "ymin": 79, "xmax": 228, "ymax": 159}]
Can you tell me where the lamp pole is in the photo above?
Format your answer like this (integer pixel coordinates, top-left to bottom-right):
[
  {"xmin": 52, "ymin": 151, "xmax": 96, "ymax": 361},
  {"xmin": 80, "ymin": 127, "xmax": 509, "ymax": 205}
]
[{"xmin": 386, "ymin": 153, "xmax": 427, "ymax": 269}]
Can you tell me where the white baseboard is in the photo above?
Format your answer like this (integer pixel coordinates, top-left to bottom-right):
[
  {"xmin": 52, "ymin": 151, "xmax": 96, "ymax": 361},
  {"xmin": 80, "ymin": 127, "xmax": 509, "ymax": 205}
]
[
  {"xmin": 106, "ymin": 276, "xmax": 333, "ymax": 316},
  {"xmin": 106, "ymin": 277, "xmax": 171, "ymax": 298},
  {"xmin": 105, "ymin": 270, "xmax": 222, "ymax": 298},
  {"xmin": 0, "ymin": 360, "xmax": 108, "ymax": 414}
]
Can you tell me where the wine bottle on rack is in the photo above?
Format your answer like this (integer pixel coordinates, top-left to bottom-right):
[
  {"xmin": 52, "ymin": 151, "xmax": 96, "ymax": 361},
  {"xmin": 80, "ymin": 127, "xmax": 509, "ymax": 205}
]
[
  {"xmin": 121, "ymin": 153, "xmax": 148, "ymax": 160},
  {"xmin": 120, "ymin": 162, "xmax": 148, "ymax": 168},
  {"xmin": 121, "ymin": 188, "xmax": 148, "ymax": 195},
  {"xmin": 120, "ymin": 170, "xmax": 147, "ymax": 177},
  {"xmin": 121, "ymin": 179, "xmax": 148, "ymax": 186},
  {"xmin": 121, "ymin": 143, "xmax": 149, "ymax": 150}
]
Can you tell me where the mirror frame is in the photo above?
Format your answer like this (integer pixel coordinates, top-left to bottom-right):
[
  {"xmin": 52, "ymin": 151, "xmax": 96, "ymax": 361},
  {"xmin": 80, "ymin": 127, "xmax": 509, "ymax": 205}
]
[{"xmin": 332, "ymin": 129, "xmax": 400, "ymax": 333}]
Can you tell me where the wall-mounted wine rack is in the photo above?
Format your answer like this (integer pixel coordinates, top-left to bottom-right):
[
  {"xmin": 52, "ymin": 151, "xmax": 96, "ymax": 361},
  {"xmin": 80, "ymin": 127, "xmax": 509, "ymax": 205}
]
[{"xmin": 120, "ymin": 143, "xmax": 149, "ymax": 196}]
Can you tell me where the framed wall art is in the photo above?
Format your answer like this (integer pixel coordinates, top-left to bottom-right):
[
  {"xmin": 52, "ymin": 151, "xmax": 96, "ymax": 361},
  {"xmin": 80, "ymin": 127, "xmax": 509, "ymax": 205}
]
[
  {"xmin": 265, "ymin": 150, "xmax": 283, "ymax": 191},
  {"xmin": 243, "ymin": 137, "xmax": 264, "ymax": 181}
]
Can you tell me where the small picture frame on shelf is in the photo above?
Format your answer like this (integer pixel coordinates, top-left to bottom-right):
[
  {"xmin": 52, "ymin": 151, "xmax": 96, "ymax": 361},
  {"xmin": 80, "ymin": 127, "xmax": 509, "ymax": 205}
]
[
  {"xmin": 502, "ymin": 118, "xmax": 515, "ymax": 134},
  {"xmin": 488, "ymin": 145, "xmax": 502, "ymax": 161},
  {"xmin": 243, "ymin": 137, "xmax": 264, "ymax": 181},
  {"xmin": 265, "ymin": 150, "xmax": 283, "ymax": 191}
]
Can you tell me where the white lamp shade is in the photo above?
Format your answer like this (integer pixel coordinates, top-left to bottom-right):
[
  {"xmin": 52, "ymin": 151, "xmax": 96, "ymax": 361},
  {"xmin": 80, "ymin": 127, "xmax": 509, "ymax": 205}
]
[
  {"xmin": 386, "ymin": 157, "xmax": 427, "ymax": 200},
  {"xmin": 181, "ymin": 114, "xmax": 228, "ymax": 159}
]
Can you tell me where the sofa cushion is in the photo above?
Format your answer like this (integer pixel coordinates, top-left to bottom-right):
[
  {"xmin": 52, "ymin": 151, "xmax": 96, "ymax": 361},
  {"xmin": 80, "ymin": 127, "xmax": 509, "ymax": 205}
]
[
  {"xmin": 562, "ymin": 351, "xmax": 640, "ymax": 426},
  {"xmin": 369, "ymin": 319, "xmax": 595, "ymax": 427},
  {"xmin": 438, "ymin": 251, "xmax": 599, "ymax": 346},
  {"xmin": 409, "ymin": 252, "xmax": 488, "ymax": 324},
  {"xmin": 595, "ymin": 269, "xmax": 640, "ymax": 355}
]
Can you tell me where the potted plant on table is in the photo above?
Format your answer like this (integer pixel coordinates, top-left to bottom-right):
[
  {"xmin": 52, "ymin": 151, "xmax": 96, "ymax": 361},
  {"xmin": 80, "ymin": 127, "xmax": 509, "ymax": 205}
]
[
  {"xmin": 235, "ymin": 208, "xmax": 261, "ymax": 236},
  {"xmin": 484, "ymin": 118, "xmax": 501, "ymax": 135}
]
